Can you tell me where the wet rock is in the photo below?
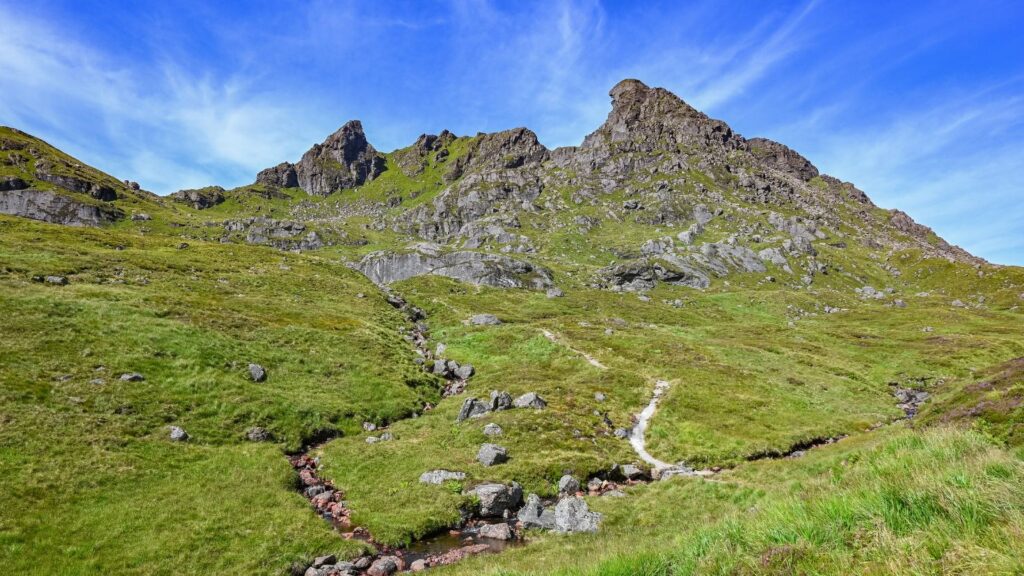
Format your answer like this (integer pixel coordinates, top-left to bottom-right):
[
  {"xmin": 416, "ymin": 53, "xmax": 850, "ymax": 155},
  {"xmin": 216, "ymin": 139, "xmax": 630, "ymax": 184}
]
[
  {"xmin": 366, "ymin": 555, "xmax": 400, "ymax": 576},
  {"xmin": 489, "ymin": 390, "xmax": 513, "ymax": 411},
  {"xmin": 554, "ymin": 496, "xmax": 602, "ymax": 533},
  {"xmin": 246, "ymin": 426, "xmax": 270, "ymax": 442},
  {"xmin": 471, "ymin": 482, "xmax": 523, "ymax": 517},
  {"xmin": 248, "ymin": 363, "xmax": 267, "ymax": 382},
  {"xmin": 477, "ymin": 443, "xmax": 509, "ymax": 466},
  {"xmin": 478, "ymin": 522, "xmax": 514, "ymax": 540},
  {"xmin": 457, "ymin": 397, "xmax": 490, "ymax": 422},
  {"xmin": 513, "ymin": 392, "xmax": 547, "ymax": 409},
  {"xmin": 558, "ymin": 475, "xmax": 580, "ymax": 494},
  {"xmin": 470, "ymin": 314, "xmax": 502, "ymax": 326},
  {"xmin": 419, "ymin": 470, "xmax": 466, "ymax": 485},
  {"xmin": 119, "ymin": 372, "xmax": 144, "ymax": 382},
  {"xmin": 482, "ymin": 423, "xmax": 503, "ymax": 436},
  {"xmin": 169, "ymin": 426, "xmax": 189, "ymax": 442},
  {"xmin": 517, "ymin": 493, "xmax": 556, "ymax": 529}
]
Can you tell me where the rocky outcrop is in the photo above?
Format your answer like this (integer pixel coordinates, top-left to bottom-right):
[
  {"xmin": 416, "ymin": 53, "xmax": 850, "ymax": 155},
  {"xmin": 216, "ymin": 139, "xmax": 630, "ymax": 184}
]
[
  {"xmin": 0, "ymin": 189, "xmax": 122, "ymax": 226},
  {"xmin": 255, "ymin": 121, "xmax": 385, "ymax": 196},
  {"xmin": 355, "ymin": 248, "xmax": 552, "ymax": 289},
  {"xmin": 748, "ymin": 137, "xmax": 819, "ymax": 181},
  {"xmin": 223, "ymin": 217, "xmax": 324, "ymax": 251},
  {"xmin": 393, "ymin": 130, "xmax": 457, "ymax": 177},
  {"xmin": 170, "ymin": 186, "xmax": 226, "ymax": 209}
]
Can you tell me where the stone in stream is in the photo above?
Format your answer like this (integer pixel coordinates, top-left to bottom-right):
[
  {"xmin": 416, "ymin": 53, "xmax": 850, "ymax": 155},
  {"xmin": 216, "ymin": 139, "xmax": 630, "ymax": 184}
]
[
  {"xmin": 457, "ymin": 397, "xmax": 490, "ymax": 422},
  {"xmin": 312, "ymin": 555, "xmax": 336, "ymax": 568},
  {"xmin": 513, "ymin": 392, "xmax": 547, "ymax": 409},
  {"xmin": 489, "ymin": 390, "xmax": 513, "ymax": 411},
  {"xmin": 248, "ymin": 363, "xmax": 267, "ymax": 382},
  {"xmin": 553, "ymin": 496, "xmax": 602, "ymax": 533},
  {"xmin": 517, "ymin": 493, "xmax": 556, "ymax": 529},
  {"xmin": 419, "ymin": 469, "xmax": 466, "ymax": 485},
  {"xmin": 469, "ymin": 313, "xmax": 502, "ymax": 326},
  {"xmin": 471, "ymin": 482, "xmax": 523, "ymax": 517},
  {"xmin": 367, "ymin": 555, "xmax": 401, "ymax": 576},
  {"xmin": 558, "ymin": 474, "xmax": 580, "ymax": 495},
  {"xmin": 621, "ymin": 464, "xmax": 648, "ymax": 480},
  {"xmin": 477, "ymin": 443, "xmax": 508, "ymax": 466},
  {"xmin": 410, "ymin": 559, "xmax": 427, "ymax": 572},
  {"xmin": 478, "ymin": 522, "xmax": 515, "ymax": 540},
  {"xmin": 168, "ymin": 426, "xmax": 189, "ymax": 442},
  {"xmin": 119, "ymin": 372, "xmax": 145, "ymax": 382},
  {"xmin": 482, "ymin": 423, "xmax": 503, "ymax": 436}
]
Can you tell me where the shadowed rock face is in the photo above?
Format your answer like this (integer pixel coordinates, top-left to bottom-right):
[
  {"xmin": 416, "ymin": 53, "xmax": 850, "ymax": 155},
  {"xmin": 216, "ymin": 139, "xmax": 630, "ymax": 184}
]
[
  {"xmin": 355, "ymin": 249, "xmax": 553, "ymax": 289},
  {"xmin": 255, "ymin": 120, "xmax": 385, "ymax": 195},
  {"xmin": 0, "ymin": 189, "xmax": 123, "ymax": 226}
]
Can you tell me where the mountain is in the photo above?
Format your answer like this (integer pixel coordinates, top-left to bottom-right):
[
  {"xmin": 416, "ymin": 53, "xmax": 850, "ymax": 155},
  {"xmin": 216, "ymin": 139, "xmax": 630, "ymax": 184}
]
[{"xmin": 1, "ymin": 81, "xmax": 1022, "ymax": 576}]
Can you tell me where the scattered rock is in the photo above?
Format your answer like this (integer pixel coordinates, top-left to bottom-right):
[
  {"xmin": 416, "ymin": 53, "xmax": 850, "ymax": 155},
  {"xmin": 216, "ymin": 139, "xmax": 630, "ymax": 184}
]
[
  {"xmin": 558, "ymin": 474, "xmax": 580, "ymax": 494},
  {"xmin": 246, "ymin": 426, "xmax": 270, "ymax": 442},
  {"xmin": 489, "ymin": 390, "xmax": 513, "ymax": 411},
  {"xmin": 482, "ymin": 423, "xmax": 503, "ymax": 436},
  {"xmin": 471, "ymin": 482, "xmax": 523, "ymax": 517},
  {"xmin": 546, "ymin": 287, "xmax": 565, "ymax": 298},
  {"xmin": 478, "ymin": 522, "xmax": 515, "ymax": 540},
  {"xmin": 362, "ymin": 422, "xmax": 377, "ymax": 432},
  {"xmin": 419, "ymin": 470, "xmax": 466, "ymax": 485},
  {"xmin": 119, "ymin": 372, "xmax": 144, "ymax": 382},
  {"xmin": 44, "ymin": 275, "xmax": 69, "ymax": 285},
  {"xmin": 517, "ymin": 493, "xmax": 556, "ymax": 529},
  {"xmin": 477, "ymin": 443, "xmax": 509, "ymax": 466},
  {"xmin": 312, "ymin": 555, "xmax": 337, "ymax": 568},
  {"xmin": 470, "ymin": 314, "xmax": 502, "ymax": 326},
  {"xmin": 613, "ymin": 427, "xmax": 629, "ymax": 439},
  {"xmin": 553, "ymin": 496, "xmax": 602, "ymax": 533},
  {"xmin": 169, "ymin": 426, "xmax": 189, "ymax": 442},
  {"xmin": 621, "ymin": 464, "xmax": 647, "ymax": 480},
  {"xmin": 513, "ymin": 392, "xmax": 547, "ymax": 409},
  {"xmin": 594, "ymin": 392, "xmax": 606, "ymax": 402},
  {"xmin": 131, "ymin": 213, "xmax": 151, "ymax": 221},
  {"xmin": 248, "ymin": 363, "xmax": 267, "ymax": 383},
  {"xmin": 454, "ymin": 364, "xmax": 475, "ymax": 379},
  {"xmin": 366, "ymin": 555, "xmax": 400, "ymax": 576},
  {"xmin": 457, "ymin": 397, "xmax": 490, "ymax": 422}
]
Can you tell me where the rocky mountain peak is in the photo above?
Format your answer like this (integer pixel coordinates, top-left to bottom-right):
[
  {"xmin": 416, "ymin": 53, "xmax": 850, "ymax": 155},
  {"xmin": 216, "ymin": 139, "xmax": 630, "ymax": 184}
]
[{"xmin": 256, "ymin": 119, "xmax": 386, "ymax": 196}]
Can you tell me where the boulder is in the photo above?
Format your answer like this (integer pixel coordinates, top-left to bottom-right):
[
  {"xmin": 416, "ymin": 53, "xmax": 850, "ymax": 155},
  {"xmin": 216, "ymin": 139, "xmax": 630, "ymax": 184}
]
[
  {"xmin": 248, "ymin": 363, "xmax": 267, "ymax": 383},
  {"xmin": 621, "ymin": 464, "xmax": 647, "ymax": 480},
  {"xmin": 419, "ymin": 470, "xmax": 466, "ymax": 485},
  {"xmin": 513, "ymin": 392, "xmax": 547, "ymax": 409},
  {"xmin": 245, "ymin": 426, "xmax": 270, "ymax": 442},
  {"xmin": 470, "ymin": 314, "xmax": 502, "ymax": 326},
  {"xmin": 312, "ymin": 555, "xmax": 337, "ymax": 568},
  {"xmin": 489, "ymin": 390, "xmax": 513, "ymax": 411},
  {"xmin": 44, "ymin": 275, "xmax": 68, "ymax": 285},
  {"xmin": 546, "ymin": 287, "xmax": 565, "ymax": 298},
  {"xmin": 366, "ymin": 555, "xmax": 400, "ymax": 576},
  {"xmin": 471, "ymin": 482, "xmax": 523, "ymax": 517},
  {"xmin": 457, "ymin": 398, "xmax": 490, "ymax": 422},
  {"xmin": 478, "ymin": 522, "xmax": 515, "ymax": 540},
  {"xmin": 169, "ymin": 426, "xmax": 189, "ymax": 442},
  {"xmin": 517, "ymin": 493, "xmax": 556, "ymax": 529},
  {"xmin": 169, "ymin": 186, "xmax": 226, "ymax": 209},
  {"xmin": 119, "ymin": 372, "xmax": 144, "ymax": 382},
  {"xmin": 553, "ymin": 496, "xmax": 602, "ymax": 533},
  {"xmin": 477, "ymin": 443, "xmax": 508, "ymax": 466},
  {"xmin": 558, "ymin": 475, "xmax": 580, "ymax": 495},
  {"xmin": 453, "ymin": 364, "xmax": 475, "ymax": 379},
  {"xmin": 482, "ymin": 423, "xmax": 503, "ymax": 436}
]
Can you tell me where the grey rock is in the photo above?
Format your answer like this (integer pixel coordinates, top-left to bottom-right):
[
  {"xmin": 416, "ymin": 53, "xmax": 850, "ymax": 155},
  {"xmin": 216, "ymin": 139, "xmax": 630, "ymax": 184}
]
[
  {"xmin": 482, "ymin": 423, "xmax": 503, "ymax": 436},
  {"xmin": 130, "ymin": 213, "xmax": 151, "ymax": 221},
  {"xmin": 366, "ymin": 555, "xmax": 400, "ymax": 576},
  {"xmin": 419, "ymin": 469, "xmax": 466, "ymax": 484},
  {"xmin": 169, "ymin": 426, "xmax": 189, "ymax": 442},
  {"xmin": 169, "ymin": 186, "xmax": 226, "ymax": 209},
  {"xmin": 594, "ymin": 392, "xmax": 606, "ymax": 402},
  {"xmin": 558, "ymin": 474, "xmax": 580, "ymax": 494},
  {"xmin": 513, "ymin": 392, "xmax": 547, "ymax": 409},
  {"xmin": 258, "ymin": 121, "xmax": 385, "ymax": 196},
  {"xmin": 478, "ymin": 522, "xmax": 515, "ymax": 540},
  {"xmin": 477, "ymin": 443, "xmax": 509, "ymax": 466},
  {"xmin": 517, "ymin": 493, "xmax": 556, "ymax": 529},
  {"xmin": 454, "ymin": 364, "xmax": 475, "ymax": 379},
  {"xmin": 471, "ymin": 482, "xmax": 523, "ymax": 517},
  {"xmin": 457, "ymin": 397, "xmax": 490, "ymax": 422},
  {"xmin": 248, "ymin": 363, "xmax": 267, "ymax": 383},
  {"xmin": 1, "ymin": 188, "xmax": 122, "ymax": 226},
  {"xmin": 119, "ymin": 372, "xmax": 144, "ymax": 382},
  {"xmin": 246, "ymin": 426, "xmax": 270, "ymax": 442},
  {"xmin": 356, "ymin": 249, "xmax": 552, "ymax": 289},
  {"xmin": 469, "ymin": 313, "xmax": 502, "ymax": 326},
  {"xmin": 546, "ymin": 287, "xmax": 565, "ymax": 298},
  {"xmin": 362, "ymin": 421, "xmax": 377, "ymax": 432},
  {"xmin": 312, "ymin": 555, "xmax": 337, "ymax": 568},
  {"xmin": 613, "ymin": 427, "xmax": 629, "ymax": 439},
  {"xmin": 621, "ymin": 464, "xmax": 647, "ymax": 480},
  {"xmin": 489, "ymin": 390, "xmax": 513, "ymax": 411},
  {"xmin": 44, "ymin": 275, "xmax": 68, "ymax": 285},
  {"xmin": 553, "ymin": 496, "xmax": 602, "ymax": 533}
]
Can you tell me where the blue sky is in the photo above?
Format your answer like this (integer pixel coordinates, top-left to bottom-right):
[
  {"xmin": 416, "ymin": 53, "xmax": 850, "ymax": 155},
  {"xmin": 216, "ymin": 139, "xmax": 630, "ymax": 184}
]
[{"xmin": 0, "ymin": 1, "xmax": 1021, "ymax": 264}]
